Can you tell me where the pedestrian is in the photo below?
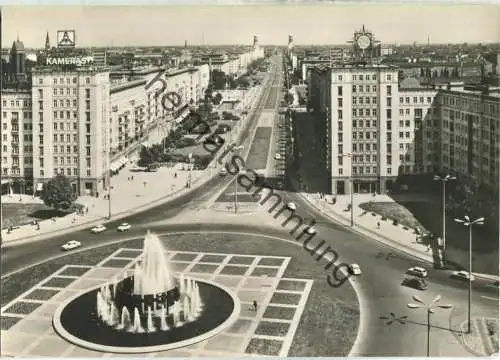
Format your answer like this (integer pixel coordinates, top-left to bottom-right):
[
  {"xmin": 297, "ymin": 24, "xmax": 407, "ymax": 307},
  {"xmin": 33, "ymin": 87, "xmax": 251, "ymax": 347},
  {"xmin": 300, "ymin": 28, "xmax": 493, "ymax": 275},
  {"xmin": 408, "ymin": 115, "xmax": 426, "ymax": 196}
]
[
  {"xmin": 253, "ymin": 300, "xmax": 258, "ymax": 311},
  {"xmin": 377, "ymin": 222, "xmax": 380, "ymax": 229},
  {"xmin": 131, "ymin": 176, "xmax": 134, "ymax": 180},
  {"xmin": 174, "ymin": 172, "xmax": 177, "ymax": 178}
]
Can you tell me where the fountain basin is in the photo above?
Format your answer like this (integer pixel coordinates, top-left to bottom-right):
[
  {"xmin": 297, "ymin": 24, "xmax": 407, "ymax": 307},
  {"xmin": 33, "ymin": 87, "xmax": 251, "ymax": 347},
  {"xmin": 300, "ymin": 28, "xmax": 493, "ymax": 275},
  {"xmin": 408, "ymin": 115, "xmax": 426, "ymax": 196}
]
[{"xmin": 52, "ymin": 279, "xmax": 240, "ymax": 353}]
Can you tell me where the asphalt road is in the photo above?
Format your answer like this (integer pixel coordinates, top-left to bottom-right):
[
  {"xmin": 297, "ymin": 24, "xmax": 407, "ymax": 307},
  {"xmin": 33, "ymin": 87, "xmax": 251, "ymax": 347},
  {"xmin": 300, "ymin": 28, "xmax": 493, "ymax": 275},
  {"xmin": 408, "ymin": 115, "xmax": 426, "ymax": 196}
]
[{"xmin": 2, "ymin": 55, "xmax": 498, "ymax": 357}]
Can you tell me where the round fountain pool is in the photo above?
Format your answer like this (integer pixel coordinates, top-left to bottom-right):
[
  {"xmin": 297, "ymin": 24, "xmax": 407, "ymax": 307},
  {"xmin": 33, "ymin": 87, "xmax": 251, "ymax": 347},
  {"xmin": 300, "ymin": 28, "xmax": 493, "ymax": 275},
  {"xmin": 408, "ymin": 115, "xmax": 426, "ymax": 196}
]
[{"xmin": 52, "ymin": 278, "xmax": 240, "ymax": 353}]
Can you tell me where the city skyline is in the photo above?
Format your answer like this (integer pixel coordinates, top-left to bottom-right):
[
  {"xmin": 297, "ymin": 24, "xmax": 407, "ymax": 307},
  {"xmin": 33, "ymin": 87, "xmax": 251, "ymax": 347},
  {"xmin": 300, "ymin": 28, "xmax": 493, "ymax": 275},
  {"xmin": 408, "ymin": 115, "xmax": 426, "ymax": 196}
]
[{"xmin": 2, "ymin": 4, "xmax": 500, "ymax": 48}]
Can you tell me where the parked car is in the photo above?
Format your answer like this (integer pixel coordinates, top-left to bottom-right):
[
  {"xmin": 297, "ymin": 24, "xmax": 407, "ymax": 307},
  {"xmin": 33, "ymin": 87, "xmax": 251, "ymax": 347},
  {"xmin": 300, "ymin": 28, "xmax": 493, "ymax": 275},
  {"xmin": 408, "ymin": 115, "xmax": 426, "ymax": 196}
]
[
  {"xmin": 304, "ymin": 226, "xmax": 316, "ymax": 235},
  {"xmin": 219, "ymin": 168, "xmax": 228, "ymax": 176},
  {"xmin": 91, "ymin": 224, "xmax": 107, "ymax": 234},
  {"xmin": 349, "ymin": 264, "xmax": 362, "ymax": 275},
  {"xmin": 275, "ymin": 153, "xmax": 281, "ymax": 160},
  {"xmin": 407, "ymin": 266, "xmax": 428, "ymax": 278},
  {"xmin": 117, "ymin": 223, "xmax": 132, "ymax": 232},
  {"xmin": 61, "ymin": 240, "xmax": 81, "ymax": 251},
  {"xmin": 286, "ymin": 202, "xmax": 297, "ymax": 211},
  {"xmin": 451, "ymin": 271, "xmax": 475, "ymax": 282},
  {"xmin": 204, "ymin": 135, "xmax": 225, "ymax": 146},
  {"xmin": 402, "ymin": 277, "xmax": 428, "ymax": 290}
]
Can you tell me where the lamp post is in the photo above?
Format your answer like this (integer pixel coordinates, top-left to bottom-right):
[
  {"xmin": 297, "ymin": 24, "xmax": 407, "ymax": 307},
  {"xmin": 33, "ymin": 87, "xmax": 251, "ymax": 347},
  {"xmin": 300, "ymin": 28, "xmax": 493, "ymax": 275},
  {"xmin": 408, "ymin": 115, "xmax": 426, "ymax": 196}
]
[
  {"xmin": 187, "ymin": 153, "xmax": 193, "ymax": 188},
  {"xmin": 231, "ymin": 145, "xmax": 244, "ymax": 214},
  {"xmin": 342, "ymin": 153, "xmax": 354, "ymax": 227},
  {"xmin": 433, "ymin": 174, "xmax": 456, "ymax": 255},
  {"xmin": 407, "ymin": 294, "xmax": 453, "ymax": 357},
  {"xmin": 454, "ymin": 215, "xmax": 485, "ymax": 333}
]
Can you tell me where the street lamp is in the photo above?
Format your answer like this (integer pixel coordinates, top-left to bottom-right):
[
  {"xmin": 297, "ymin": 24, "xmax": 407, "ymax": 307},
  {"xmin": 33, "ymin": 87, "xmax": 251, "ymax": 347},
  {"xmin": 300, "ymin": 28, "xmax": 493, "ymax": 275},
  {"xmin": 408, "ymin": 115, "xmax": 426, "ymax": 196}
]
[
  {"xmin": 454, "ymin": 215, "xmax": 485, "ymax": 333},
  {"xmin": 187, "ymin": 153, "xmax": 193, "ymax": 188},
  {"xmin": 433, "ymin": 174, "xmax": 456, "ymax": 255},
  {"xmin": 230, "ymin": 145, "xmax": 244, "ymax": 214},
  {"xmin": 407, "ymin": 294, "xmax": 453, "ymax": 357},
  {"xmin": 342, "ymin": 153, "xmax": 354, "ymax": 227}
]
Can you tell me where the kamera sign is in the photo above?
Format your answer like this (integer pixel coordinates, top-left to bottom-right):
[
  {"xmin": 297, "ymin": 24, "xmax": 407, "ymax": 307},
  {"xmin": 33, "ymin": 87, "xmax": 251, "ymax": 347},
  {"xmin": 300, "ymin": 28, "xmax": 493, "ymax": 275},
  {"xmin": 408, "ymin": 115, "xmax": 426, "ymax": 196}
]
[{"xmin": 46, "ymin": 56, "xmax": 94, "ymax": 66}]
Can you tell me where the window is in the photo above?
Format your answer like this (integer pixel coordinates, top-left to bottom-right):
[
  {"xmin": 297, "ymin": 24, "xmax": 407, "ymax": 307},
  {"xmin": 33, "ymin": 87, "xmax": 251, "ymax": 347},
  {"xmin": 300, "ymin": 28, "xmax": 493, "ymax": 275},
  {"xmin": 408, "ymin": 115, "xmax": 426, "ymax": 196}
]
[
  {"xmin": 413, "ymin": 97, "xmax": 417, "ymax": 103},
  {"xmin": 405, "ymin": 97, "xmax": 410, "ymax": 103},
  {"xmin": 365, "ymin": 85, "xmax": 370, "ymax": 92},
  {"xmin": 353, "ymin": 97, "xmax": 357, "ymax": 105},
  {"xmin": 85, "ymin": 88, "xmax": 91, "ymax": 98},
  {"xmin": 338, "ymin": 133, "xmax": 343, "ymax": 143},
  {"xmin": 405, "ymin": 108, "xmax": 410, "ymax": 115},
  {"xmin": 405, "ymin": 132, "xmax": 410, "ymax": 138},
  {"xmin": 338, "ymin": 98, "xmax": 343, "ymax": 107},
  {"xmin": 386, "ymin": 155, "xmax": 392, "ymax": 165},
  {"xmin": 366, "ymin": 97, "xmax": 370, "ymax": 104},
  {"xmin": 359, "ymin": 75, "xmax": 363, "ymax": 81},
  {"xmin": 352, "ymin": 109, "xmax": 357, "ymax": 116},
  {"xmin": 85, "ymin": 100, "xmax": 90, "ymax": 110},
  {"xmin": 53, "ymin": 100, "xmax": 57, "ymax": 107},
  {"xmin": 54, "ymin": 123, "xmax": 58, "ymax": 130},
  {"xmin": 400, "ymin": 97, "xmax": 404, "ymax": 103},
  {"xmin": 419, "ymin": 97, "xmax": 424, "ymax": 103},
  {"xmin": 399, "ymin": 131, "xmax": 404, "ymax": 138},
  {"xmin": 372, "ymin": 75, "xmax": 377, "ymax": 80},
  {"xmin": 386, "ymin": 121, "xmax": 392, "ymax": 130},
  {"xmin": 386, "ymin": 85, "xmax": 392, "ymax": 95},
  {"xmin": 358, "ymin": 85, "xmax": 363, "ymax": 92},
  {"xmin": 372, "ymin": 85, "xmax": 377, "ymax": 92},
  {"xmin": 352, "ymin": 120, "xmax": 357, "ymax": 128},
  {"xmin": 338, "ymin": 122, "xmax": 343, "ymax": 131},
  {"xmin": 372, "ymin": 109, "xmax": 377, "ymax": 116},
  {"xmin": 399, "ymin": 109, "xmax": 404, "ymax": 115},
  {"xmin": 387, "ymin": 168, "xmax": 392, "ymax": 174},
  {"xmin": 427, "ymin": 97, "xmax": 432, "ymax": 103},
  {"xmin": 39, "ymin": 78, "xmax": 43, "ymax": 84},
  {"xmin": 386, "ymin": 109, "xmax": 392, "ymax": 119},
  {"xmin": 338, "ymin": 168, "xmax": 343, "ymax": 175},
  {"xmin": 338, "ymin": 75, "xmax": 342, "ymax": 81},
  {"xmin": 85, "ymin": 77, "xmax": 90, "ymax": 84},
  {"xmin": 352, "ymin": 85, "xmax": 356, "ymax": 93},
  {"xmin": 338, "ymin": 110, "xmax": 343, "ymax": 119},
  {"xmin": 337, "ymin": 86, "xmax": 343, "ymax": 96},
  {"xmin": 359, "ymin": 97, "xmax": 364, "ymax": 105},
  {"xmin": 387, "ymin": 74, "xmax": 392, "ymax": 81},
  {"xmin": 387, "ymin": 97, "xmax": 392, "ymax": 107},
  {"xmin": 338, "ymin": 156, "xmax": 343, "ymax": 165}
]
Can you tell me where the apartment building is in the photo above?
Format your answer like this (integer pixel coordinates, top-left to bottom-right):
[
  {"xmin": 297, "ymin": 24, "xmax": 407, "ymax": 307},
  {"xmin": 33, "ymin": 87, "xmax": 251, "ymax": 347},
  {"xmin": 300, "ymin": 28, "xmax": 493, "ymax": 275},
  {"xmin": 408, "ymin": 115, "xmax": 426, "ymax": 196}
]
[
  {"xmin": 31, "ymin": 68, "xmax": 111, "ymax": 196},
  {"xmin": 1, "ymin": 90, "xmax": 33, "ymax": 183},
  {"xmin": 439, "ymin": 87, "xmax": 500, "ymax": 189},
  {"xmin": 308, "ymin": 64, "xmax": 499, "ymax": 194}
]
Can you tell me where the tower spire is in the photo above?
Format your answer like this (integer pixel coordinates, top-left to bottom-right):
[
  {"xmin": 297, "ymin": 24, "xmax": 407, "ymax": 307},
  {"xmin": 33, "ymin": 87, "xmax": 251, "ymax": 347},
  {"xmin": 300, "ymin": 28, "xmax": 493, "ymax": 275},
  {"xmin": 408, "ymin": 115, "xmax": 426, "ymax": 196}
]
[{"xmin": 45, "ymin": 31, "xmax": 50, "ymax": 50}]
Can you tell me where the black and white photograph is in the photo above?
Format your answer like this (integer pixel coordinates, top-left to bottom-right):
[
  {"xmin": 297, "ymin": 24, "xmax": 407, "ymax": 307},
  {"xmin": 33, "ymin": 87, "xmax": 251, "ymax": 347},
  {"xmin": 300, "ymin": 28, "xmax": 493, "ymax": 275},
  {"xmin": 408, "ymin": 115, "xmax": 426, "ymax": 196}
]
[{"xmin": 0, "ymin": 3, "xmax": 499, "ymax": 357}]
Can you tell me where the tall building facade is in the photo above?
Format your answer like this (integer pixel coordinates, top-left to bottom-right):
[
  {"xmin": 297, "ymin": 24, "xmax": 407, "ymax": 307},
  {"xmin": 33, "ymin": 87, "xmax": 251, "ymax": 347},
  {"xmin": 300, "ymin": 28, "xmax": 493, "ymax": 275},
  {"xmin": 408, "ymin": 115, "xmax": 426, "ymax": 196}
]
[{"xmin": 31, "ymin": 68, "xmax": 111, "ymax": 195}]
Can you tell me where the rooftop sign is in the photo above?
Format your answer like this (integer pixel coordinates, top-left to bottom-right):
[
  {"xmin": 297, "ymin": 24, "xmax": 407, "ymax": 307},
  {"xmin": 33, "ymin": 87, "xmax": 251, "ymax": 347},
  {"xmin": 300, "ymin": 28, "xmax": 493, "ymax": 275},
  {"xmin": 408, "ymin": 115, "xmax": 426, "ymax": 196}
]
[
  {"xmin": 57, "ymin": 30, "xmax": 76, "ymax": 49},
  {"xmin": 46, "ymin": 56, "xmax": 94, "ymax": 66}
]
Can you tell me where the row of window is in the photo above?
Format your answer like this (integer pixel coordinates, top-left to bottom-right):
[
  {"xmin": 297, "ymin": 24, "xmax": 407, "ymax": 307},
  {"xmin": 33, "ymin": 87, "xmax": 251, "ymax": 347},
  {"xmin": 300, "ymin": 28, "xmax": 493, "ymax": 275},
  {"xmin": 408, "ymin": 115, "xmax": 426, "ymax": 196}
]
[
  {"xmin": 51, "ymin": 88, "xmax": 91, "ymax": 97},
  {"xmin": 3, "ymin": 100, "xmax": 32, "ymax": 108},
  {"xmin": 400, "ymin": 96, "xmax": 433, "ymax": 104},
  {"xmin": 1, "ymin": 112, "xmax": 33, "ymax": 119},
  {"xmin": 53, "ymin": 99, "xmax": 90, "ymax": 109},
  {"xmin": 37, "ymin": 77, "xmax": 91, "ymax": 85},
  {"xmin": 442, "ymin": 96, "xmax": 499, "ymax": 116}
]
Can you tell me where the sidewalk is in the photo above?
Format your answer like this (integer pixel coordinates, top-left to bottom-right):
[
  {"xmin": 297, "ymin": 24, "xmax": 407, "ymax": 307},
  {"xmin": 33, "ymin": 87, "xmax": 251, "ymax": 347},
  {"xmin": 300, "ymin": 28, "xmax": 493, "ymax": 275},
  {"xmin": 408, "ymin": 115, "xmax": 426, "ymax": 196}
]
[
  {"xmin": 1, "ymin": 80, "xmax": 269, "ymax": 246},
  {"xmin": 300, "ymin": 192, "xmax": 499, "ymax": 282}
]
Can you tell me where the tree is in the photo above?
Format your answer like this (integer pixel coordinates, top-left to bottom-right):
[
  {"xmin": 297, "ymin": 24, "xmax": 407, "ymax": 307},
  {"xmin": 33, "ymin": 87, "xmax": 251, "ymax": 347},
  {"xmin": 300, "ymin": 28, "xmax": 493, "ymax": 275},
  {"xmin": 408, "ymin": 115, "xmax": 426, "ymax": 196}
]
[
  {"xmin": 213, "ymin": 93, "xmax": 223, "ymax": 105},
  {"xmin": 138, "ymin": 146, "xmax": 155, "ymax": 168},
  {"xmin": 41, "ymin": 174, "xmax": 77, "ymax": 211},
  {"xmin": 210, "ymin": 70, "xmax": 227, "ymax": 90}
]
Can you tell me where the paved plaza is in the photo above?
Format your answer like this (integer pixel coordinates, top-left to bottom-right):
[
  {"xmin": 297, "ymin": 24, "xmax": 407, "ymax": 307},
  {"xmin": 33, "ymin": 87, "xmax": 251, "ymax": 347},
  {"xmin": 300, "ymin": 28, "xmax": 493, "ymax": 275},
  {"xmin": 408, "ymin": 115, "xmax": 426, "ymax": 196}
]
[{"xmin": 1, "ymin": 248, "xmax": 312, "ymax": 357}]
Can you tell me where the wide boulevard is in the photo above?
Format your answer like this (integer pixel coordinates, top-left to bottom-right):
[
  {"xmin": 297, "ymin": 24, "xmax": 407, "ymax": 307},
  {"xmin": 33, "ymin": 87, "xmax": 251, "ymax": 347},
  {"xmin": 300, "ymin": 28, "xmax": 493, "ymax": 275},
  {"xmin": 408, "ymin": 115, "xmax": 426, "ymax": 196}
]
[{"xmin": 2, "ymin": 55, "xmax": 498, "ymax": 357}]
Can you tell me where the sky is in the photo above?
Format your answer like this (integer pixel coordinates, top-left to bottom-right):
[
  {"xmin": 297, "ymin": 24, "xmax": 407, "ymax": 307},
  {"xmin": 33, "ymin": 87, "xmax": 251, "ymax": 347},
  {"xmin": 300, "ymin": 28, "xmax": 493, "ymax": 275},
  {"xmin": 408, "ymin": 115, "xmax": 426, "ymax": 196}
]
[{"xmin": 2, "ymin": 4, "xmax": 500, "ymax": 48}]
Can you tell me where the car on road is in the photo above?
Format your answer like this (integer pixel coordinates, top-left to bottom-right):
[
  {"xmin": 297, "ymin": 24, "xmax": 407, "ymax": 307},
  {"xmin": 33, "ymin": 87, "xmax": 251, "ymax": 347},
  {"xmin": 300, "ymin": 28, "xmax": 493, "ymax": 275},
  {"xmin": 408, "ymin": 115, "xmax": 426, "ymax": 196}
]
[
  {"xmin": 117, "ymin": 223, "xmax": 132, "ymax": 232},
  {"xmin": 219, "ymin": 168, "xmax": 227, "ymax": 176},
  {"xmin": 61, "ymin": 240, "xmax": 81, "ymax": 251},
  {"xmin": 407, "ymin": 266, "xmax": 428, "ymax": 278},
  {"xmin": 402, "ymin": 277, "xmax": 428, "ymax": 290},
  {"xmin": 275, "ymin": 153, "xmax": 281, "ymax": 160},
  {"xmin": 349, "ymin": 264, "xmax": 362, "ymax": 275},
  {"xmin": 286, "ymin": 202, "xmax": 297, "ymax": 211},
  {"xmin": 304, "ymin": 226, "xmax": 316, "ymax": 235},
  {"xmin": 451, "ymin": 271, "xmax": 475, "ymax": 282},
  {"xmin": 91, "ymin": 224, "xmax": 107, "ymax": 234}
]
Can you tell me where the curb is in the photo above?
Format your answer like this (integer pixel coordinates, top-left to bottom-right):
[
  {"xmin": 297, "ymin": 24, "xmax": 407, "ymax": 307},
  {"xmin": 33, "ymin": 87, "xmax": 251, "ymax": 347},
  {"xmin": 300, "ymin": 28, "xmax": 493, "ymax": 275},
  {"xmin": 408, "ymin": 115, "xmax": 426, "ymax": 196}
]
[
  {"xmin": 1, "ymin": 80, "xmax": 273, "ymax": 248},
  {"xmin": 297, "ymin": 193, "xmax": 499, "ymax": 282}
]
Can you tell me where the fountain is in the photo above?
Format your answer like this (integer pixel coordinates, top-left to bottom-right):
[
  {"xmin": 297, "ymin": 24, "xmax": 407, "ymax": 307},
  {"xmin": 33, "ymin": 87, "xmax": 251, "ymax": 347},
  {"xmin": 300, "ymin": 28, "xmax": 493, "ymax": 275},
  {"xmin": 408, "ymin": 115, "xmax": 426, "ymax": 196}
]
[
  {"xmin": 52, "ymin": 230, "xmax": 239, "ymax": 353},
  {"xmin": 93, "ymin": 231, "xmax": 204, "ymax": 333}
]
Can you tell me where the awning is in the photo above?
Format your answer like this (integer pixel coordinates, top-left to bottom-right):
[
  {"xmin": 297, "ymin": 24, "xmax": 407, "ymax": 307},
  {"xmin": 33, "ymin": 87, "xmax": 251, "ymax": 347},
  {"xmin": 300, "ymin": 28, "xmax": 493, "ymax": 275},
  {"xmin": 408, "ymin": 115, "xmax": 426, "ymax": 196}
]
[{"xmin": 1, "ymin": 179, "xmax": 9, "ymax": 185}]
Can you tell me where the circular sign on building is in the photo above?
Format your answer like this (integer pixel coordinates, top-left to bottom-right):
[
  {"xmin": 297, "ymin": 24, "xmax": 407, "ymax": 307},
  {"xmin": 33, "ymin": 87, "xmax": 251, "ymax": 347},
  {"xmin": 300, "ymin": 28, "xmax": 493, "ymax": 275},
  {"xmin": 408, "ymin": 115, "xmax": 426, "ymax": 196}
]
[{"xmin": 357, "ymin": 35, "xmax": 371, "ymax": 50}]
